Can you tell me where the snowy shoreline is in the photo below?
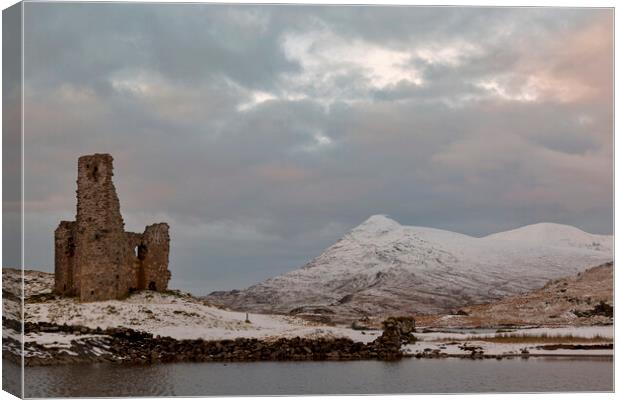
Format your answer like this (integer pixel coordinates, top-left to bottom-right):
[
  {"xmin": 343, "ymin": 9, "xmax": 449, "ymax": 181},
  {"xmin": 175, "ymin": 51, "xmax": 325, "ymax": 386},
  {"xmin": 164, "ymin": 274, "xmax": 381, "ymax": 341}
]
[
  {"xmin": 2, "ymin": 268, "xmax": 613, "ymax": 366},
  {"xmin": 3, "ymin": 316, "xmax": 613, "ymax": 366},
  {"xmin": 3, "ymin": 317, "xmax": 613, "ymax": 366}
]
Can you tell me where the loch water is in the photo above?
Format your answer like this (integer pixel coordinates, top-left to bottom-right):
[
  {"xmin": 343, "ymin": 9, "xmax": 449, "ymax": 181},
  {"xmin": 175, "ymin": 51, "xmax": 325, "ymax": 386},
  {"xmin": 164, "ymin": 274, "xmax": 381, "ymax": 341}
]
[{"xmin": 7, "ymin": 357, "xmax": 613, "ymax": 397}]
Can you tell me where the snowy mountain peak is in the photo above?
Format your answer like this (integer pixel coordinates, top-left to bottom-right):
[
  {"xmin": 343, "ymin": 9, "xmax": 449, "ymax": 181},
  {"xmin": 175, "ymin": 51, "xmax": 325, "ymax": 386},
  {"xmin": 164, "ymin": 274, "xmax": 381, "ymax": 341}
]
[
  {"xmin": 207, "ymin": 216, "xmax": 613, "ymax": 320},
  {"xmin": 361, "ymin": 214, "xmax": 400, "ymax": 227},
  {"xmin": 348, "ymin": 215, "xmax": 401, "ymax": 236}
]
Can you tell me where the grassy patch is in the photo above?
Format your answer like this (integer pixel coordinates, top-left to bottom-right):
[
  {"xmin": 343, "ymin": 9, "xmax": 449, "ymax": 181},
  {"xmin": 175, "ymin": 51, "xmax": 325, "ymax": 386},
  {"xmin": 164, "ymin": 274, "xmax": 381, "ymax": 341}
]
[
  {"xmin": 436, "ymin": 333, "xmax": 613, "ymax": 344},
  {"xmin": 162, "ymin": 289, "xmax": 191, "ymax": 299},
  {"xmin": 26, "ymin": 293, "xmax": 58, "ymax": 303}
]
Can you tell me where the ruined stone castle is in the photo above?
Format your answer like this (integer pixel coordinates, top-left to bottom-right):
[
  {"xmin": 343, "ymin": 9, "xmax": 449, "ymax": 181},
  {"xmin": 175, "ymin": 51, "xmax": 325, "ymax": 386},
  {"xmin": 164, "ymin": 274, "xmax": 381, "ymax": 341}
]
[{"xmin": 55, "ymin": 154, "xmax": 171, "ymax": 302}]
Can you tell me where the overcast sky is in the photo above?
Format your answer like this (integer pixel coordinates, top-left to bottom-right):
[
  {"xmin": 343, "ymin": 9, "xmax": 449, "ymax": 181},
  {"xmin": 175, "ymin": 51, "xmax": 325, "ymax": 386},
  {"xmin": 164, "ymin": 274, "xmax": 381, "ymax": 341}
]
[{"xmin": 20, "ymin": 4, "xmax": 612, "ymax": 294}]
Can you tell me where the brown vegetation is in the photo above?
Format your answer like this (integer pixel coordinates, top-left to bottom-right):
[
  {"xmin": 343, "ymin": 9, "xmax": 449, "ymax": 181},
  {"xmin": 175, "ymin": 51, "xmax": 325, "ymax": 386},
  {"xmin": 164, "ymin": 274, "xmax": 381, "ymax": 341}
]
[{"xmin": 436, "ymin": 333, "xmax": 612, "ymax": 344}]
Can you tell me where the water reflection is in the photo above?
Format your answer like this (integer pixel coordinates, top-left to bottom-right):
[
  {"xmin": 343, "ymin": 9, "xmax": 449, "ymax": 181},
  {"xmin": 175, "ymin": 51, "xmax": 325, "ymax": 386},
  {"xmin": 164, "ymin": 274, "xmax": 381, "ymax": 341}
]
[{"xmin": 18, "ymin": 357, "xmax": 613, "ymax": 398}]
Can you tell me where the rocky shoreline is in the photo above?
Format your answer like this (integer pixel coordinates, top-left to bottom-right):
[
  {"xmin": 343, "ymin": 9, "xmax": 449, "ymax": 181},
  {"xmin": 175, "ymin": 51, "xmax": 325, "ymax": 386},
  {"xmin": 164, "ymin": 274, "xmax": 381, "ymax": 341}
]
[
  {"xmin": 4, "ymin": 316, "xmax": 613, "ymax": 366},
  {"xmin": 4, "ymin": 317, "xmax": 419, "ymax": 366}
]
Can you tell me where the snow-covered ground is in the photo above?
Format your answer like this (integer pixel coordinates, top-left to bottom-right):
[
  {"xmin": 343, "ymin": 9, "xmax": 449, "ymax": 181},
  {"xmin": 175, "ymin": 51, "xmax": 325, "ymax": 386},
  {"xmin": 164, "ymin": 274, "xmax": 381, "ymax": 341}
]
[
  {"xmin": 1, "ymin": 268, "xmax": 375, "ymax": 344},
  {"xmin": 19, "ymin": 295, "xmax": 616, "ymax": 358},
  {"xmin": 404, "ymin": 325, "xmax": 613, "ymax": 357},
  {"xmin": 3, "ymin": 268, "xmax": 613, "ymax": 361},
  {"xmin": 24, "ymin": 290, "xmax": 376, "ymax": 343},
  {"xmin": 404, "ymin": 342, "xmax": 613, "ymax": 358},
  {"xmin": 207, "ymin": 215, "xmax": 613, "ymax": 318},
  {"xmin": 3, "ymin": 268, "xmax": 382, "ymax": 361},
  {"xmin": 415, "ymin": 325, "xmax": 613, "ymax": 341}
]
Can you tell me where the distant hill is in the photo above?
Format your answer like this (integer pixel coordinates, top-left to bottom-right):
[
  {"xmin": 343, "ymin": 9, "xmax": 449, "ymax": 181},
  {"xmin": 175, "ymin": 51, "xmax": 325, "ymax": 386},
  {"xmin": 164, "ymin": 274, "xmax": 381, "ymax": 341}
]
[
  {"xmin": 206, "ymin": 215, "xmax": 612, "ymax": 321},
  {"xmin": 422, "ymin": 262, "xmax": 613, "ymax": 328}
]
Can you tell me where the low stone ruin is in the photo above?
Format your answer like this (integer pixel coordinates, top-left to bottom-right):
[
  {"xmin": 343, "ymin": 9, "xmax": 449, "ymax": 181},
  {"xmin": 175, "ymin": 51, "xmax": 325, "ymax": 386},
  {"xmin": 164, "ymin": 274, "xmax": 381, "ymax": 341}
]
[{"xmin": 373, "ymin": 316, "xmax": 417, "ymax": 357}]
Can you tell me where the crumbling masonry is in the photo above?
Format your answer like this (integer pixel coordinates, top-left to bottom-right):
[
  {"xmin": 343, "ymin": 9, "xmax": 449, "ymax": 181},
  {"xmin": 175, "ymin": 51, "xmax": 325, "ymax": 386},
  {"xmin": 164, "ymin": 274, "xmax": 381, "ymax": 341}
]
[{"xmin": 55, "ymin": 154, "xmax": 171, "ymax": 301}]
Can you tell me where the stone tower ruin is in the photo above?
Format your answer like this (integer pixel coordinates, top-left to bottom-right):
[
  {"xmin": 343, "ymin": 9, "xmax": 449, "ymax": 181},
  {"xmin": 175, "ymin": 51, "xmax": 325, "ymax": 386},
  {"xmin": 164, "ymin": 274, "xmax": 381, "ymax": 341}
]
[{"xmin": 54, "ymin": 154, "xmax": 171, "ymax": 301}]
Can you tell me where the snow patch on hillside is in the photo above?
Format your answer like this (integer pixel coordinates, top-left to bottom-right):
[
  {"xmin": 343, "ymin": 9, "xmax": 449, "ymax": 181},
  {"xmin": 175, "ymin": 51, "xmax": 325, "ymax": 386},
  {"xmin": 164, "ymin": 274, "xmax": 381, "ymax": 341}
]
[{"xmin": 485, "ymin": 222, "xmax": 612, "ymax": 252}]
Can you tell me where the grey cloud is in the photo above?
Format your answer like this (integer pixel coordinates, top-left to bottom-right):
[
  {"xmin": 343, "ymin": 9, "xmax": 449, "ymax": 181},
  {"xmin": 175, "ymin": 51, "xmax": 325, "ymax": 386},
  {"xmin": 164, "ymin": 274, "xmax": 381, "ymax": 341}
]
[
  {"xmin": 24, "ymin": 3, "xmax": 300, "ymax": 90},
  {"xmin": 21, "ymin": 5, "xmax": 612, "ymax": 294}
]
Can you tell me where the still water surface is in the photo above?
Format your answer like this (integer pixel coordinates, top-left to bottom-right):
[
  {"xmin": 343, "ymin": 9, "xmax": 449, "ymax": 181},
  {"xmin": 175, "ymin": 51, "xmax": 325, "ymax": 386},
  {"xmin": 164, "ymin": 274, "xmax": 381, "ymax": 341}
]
[{"xmin": 15, "ymin": 357, "xmax": 613, "ymax": 397}]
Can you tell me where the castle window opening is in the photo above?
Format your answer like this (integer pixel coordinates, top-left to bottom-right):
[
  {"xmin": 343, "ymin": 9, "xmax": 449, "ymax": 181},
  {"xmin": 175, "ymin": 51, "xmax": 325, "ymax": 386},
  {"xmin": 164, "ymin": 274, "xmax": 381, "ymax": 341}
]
[{"xmin": 138, "ymin": 244, "xmax": 147, "ymax": 261}]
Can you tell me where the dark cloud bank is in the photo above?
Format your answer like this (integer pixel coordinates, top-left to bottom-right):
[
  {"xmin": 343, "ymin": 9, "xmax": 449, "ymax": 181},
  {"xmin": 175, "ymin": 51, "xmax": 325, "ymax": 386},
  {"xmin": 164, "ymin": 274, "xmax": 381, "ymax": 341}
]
[{"xmin": 20, "ymin": 4, "xmax": 612, "ymax": 294}]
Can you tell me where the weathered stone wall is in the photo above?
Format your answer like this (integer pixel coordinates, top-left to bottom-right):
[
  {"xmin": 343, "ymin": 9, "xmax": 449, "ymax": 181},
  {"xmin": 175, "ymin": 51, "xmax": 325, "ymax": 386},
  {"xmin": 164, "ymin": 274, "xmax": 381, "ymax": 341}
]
[
  {"xmin": 54, "ymin": 153, "xmax": 171, "ymax": 301},
  {"xmin": 124, "ymin": 225, "xmax": 170, "ymax": 292},
  {"xmin": 74, "ymin": 154, "xmax": 131, "ymax": 301},
  {"xmin": 141, "ymin": 223, "xmax": 171, "ymax": 291},
  {"xmin": 54, "ymin": 221, "xmax": 76, "ymax": 296},
  {"xmin": 125, "ymin": 232, "xmax": 144, "ymax": 291}
]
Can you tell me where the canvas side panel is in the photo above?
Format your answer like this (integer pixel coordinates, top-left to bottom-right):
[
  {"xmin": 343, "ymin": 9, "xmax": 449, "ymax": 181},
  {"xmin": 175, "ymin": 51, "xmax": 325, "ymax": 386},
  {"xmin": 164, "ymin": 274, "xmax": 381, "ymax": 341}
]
[{"xmin": 2, "ymin": 2, "xmax": 24, "ymax": 399}]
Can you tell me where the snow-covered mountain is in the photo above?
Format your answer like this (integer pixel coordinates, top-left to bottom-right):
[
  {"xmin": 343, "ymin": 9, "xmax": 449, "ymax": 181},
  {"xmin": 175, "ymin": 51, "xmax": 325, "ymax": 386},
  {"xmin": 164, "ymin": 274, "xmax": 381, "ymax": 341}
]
[{"xmin": 206, "ymin": 215, "xmax": 613, "ymax": 320}]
